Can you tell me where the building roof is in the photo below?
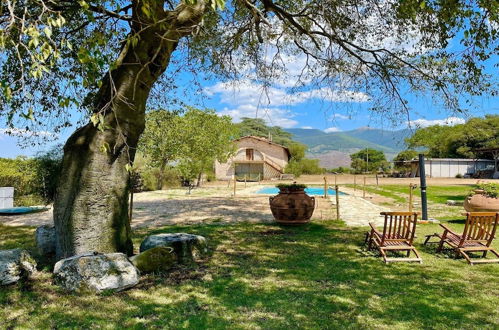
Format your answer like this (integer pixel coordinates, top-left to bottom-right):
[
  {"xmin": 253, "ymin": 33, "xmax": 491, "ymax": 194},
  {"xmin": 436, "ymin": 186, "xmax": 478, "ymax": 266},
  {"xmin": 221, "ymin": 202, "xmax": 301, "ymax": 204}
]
[
  {"xmin": 396, "ymin": 158, "xmax": 494, "ymax": 164},
  {"xmin": 233, "ymin": 136, "xmax": 291, "ymax": 158}
]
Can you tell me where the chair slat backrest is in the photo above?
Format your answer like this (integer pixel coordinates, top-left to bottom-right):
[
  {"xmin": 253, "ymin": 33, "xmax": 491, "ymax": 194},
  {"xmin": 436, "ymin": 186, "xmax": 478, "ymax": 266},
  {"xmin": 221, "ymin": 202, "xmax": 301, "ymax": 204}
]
[
  {"xmin": 380, "ymin": 212, "xmax": 418, "ymax": 245},
  {"xmin": 461, "ymin": 212, "xmax": 499, "ymax": 247}
]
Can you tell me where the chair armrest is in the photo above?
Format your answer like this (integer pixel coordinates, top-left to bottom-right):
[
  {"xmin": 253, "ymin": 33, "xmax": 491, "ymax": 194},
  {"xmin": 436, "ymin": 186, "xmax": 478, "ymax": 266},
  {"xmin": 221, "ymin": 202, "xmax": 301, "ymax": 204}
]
[{"xmin": 439, "ymin": 224, "xmax": 457, "ymax": 234}]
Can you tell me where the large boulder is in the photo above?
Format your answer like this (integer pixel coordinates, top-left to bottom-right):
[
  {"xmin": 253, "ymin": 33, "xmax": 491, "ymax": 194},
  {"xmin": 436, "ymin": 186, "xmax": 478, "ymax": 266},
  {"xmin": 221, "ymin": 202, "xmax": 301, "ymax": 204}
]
[
  {"xmin": 0, "ymin": 249, "xmax": 37, "ymax": 286},
  {"xmin": 129, "ymin": 247, "xmax": 176, "ymax": 273},
  {"xmin": 140, "ymin": 233, "xmax": 207, "ymax": 263},
  {"xmin": 35, "ymin": 225, "xmax": 56, "ymax": 256},
  {"xmin": 53, "ymin": 253, "xmax": 139, "ymax": 293}
]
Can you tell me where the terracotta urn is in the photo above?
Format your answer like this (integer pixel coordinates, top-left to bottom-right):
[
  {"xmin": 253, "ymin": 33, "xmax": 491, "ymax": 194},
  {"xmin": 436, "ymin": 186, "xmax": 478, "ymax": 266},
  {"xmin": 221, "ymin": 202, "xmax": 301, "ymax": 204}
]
[
  {"xmin": 269, "ymin": 187, "xmax": 315, "ymax": 225},
  {"xmin": 464, "ymin": 189, "xmax": 499, "ymax": 212}
]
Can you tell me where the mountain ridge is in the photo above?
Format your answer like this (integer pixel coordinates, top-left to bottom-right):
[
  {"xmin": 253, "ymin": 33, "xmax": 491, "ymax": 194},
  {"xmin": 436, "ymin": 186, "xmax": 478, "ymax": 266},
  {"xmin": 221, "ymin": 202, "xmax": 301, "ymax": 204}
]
[{"xmin": 286, "ymin": 127, "xmax": 412, "ymax": 168}]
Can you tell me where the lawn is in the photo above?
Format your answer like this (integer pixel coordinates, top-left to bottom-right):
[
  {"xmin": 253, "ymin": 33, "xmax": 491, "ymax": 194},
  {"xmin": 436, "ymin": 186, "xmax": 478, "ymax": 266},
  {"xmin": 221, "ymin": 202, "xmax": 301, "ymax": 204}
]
[
  {"xmin": 1, "ymin": 218, "xmax": 498, "ymax": 329},
  {"xmin": 346, "ymin": 184, "xmax": 474, "ymax": 205}
]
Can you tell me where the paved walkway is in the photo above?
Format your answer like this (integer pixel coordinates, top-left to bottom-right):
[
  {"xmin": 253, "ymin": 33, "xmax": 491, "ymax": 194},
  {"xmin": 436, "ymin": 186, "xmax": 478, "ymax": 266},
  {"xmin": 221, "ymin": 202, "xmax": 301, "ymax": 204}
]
[{"xmin": 330, "ymin": 192, "xmax": 390, "ymax": 227}]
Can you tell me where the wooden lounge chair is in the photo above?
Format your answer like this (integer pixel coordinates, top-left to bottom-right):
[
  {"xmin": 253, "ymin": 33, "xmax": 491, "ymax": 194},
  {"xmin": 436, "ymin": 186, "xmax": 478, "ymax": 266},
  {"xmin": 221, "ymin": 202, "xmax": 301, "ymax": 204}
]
[
  {"xmin": 366, "ymin": 212, "xmax": 422, "ymax": 263},
  {"xmin": 424, "ymin": 212, "xmax": 499, "ymax": 265}
]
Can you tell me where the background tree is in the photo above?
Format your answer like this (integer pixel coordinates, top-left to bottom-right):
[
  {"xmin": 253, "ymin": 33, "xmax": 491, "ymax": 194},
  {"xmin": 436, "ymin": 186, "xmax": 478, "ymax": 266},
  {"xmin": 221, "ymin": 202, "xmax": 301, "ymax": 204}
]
[
  {"xmin": 1, "ymin": 1, "xmax": 498, "ymax": 258},
  {"xmin": 350, "ymin": 149, "xmax": 390, "ymax": 174},
  {"xmin": 175, "ymin": 108, "xmax": 238, "ymax": 186},
  {"xmin": 406, "ymin": 115, "xmax": 499, "ymax": 158},
  {"xmin": 138, "ymin": 110, "xmax": 182, "ymax": 190},
  {"xmin": 236, "ymin": 118, "xmax": 293, "ymax": 146},
  {"xmin": 393, "ymin": 149, "xmax": 419, "ymax": 175}
]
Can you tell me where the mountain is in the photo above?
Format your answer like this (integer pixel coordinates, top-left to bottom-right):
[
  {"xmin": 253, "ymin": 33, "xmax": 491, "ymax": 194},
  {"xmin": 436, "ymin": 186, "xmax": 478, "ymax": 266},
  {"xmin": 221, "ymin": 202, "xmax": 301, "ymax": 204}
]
[{"xmin": 286, "ymin": 127, "xmax": 412, "ymax": 168}]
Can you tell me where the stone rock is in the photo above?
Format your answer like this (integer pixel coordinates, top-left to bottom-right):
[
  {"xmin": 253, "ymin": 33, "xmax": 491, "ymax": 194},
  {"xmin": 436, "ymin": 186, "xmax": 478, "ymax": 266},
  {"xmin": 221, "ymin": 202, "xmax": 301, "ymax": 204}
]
[
  {"xmin": 129, "ymin": 247, "xmax": 176, "ymax": 273},
  {"xmin": 446, "ymin": 200, "xmax": 457, "ymax": 206},
  {"xmin": 140, "ymin": 233, "xmax": 207, "ymax": 263},
  {"xmin": 53, "ymin": 252, "xmax": 139, "ymax": 293},
  {"xmin": 0, "ymin": 249, "xmax": 37, "ymax": 286},
  {"xmin": 35, "ymin": 225, "xmax": 56, "ymax": 256}
]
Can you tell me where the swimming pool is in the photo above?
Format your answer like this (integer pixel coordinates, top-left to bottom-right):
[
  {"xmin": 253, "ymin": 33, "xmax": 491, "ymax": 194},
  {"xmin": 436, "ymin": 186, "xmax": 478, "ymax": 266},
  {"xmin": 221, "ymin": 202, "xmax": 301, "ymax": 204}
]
[{"xmin": 256, "ymin": 187, "xmax": 346, "ymax": 196}]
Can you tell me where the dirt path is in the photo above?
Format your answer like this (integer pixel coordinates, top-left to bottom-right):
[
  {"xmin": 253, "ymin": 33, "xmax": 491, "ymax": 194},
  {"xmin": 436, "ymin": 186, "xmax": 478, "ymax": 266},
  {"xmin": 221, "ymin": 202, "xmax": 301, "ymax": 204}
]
[{"xmin": 0, "ymin": 186, "xmax": 336, "ymax": 228}]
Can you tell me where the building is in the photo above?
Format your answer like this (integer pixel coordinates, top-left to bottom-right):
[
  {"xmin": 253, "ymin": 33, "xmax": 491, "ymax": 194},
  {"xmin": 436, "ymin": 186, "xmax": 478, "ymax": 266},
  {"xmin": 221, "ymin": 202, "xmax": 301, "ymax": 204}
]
[
  {"xmin": 407, "ymin": 158, "xmax": 496, "ymax": 178},
  {"xmin": 215, "ymin": 136, "xmax": 290, "ymax": 180}
]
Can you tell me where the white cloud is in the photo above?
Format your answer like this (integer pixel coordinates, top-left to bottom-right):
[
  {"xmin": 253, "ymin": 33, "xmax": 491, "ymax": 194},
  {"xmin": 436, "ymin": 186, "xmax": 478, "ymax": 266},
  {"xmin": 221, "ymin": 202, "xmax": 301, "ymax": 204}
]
[
  {"xmin": 407, "ymin": 116, "xmax": 466, "ymax": 128},
  {"xmin": 218, "ymin": 104, "xmax": 298, "ymax": 128},
  {"xmin": 301, "ymin": 126, "xmax": 313, "ymax": 129},
  {"xmin": 330, "ymin": 113, "xmax": 350, "ymax": 120},
  {"xmin": 0, "ymin": 128, "xmax": 55, "ymax": 138},
  {"xmin": 205, "ymin": 80, "xmax": 369, "ymax": 108},
  {"xmin": 324, "ymin": 127, "xmax": 341, "ymax": 133}
]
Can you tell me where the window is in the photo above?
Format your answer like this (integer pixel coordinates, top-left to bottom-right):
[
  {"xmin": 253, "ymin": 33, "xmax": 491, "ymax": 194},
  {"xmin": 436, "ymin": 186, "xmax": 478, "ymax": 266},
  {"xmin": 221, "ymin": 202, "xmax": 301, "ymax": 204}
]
[{"xmin": 246, "ymin": 148, "xmax": 254, "ymax": 160}]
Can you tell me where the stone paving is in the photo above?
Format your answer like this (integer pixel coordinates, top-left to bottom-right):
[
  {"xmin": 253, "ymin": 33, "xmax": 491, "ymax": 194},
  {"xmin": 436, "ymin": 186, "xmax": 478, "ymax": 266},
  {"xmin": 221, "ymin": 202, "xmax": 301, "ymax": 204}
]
[{"xmin": 330, "ymin": 192, "xmax": 390, "ymax": 227}]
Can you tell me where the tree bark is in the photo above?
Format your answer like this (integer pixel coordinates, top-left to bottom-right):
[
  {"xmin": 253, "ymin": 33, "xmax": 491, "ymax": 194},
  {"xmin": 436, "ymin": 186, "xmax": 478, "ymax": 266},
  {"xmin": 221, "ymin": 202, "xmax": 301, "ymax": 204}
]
[{"xmin": 53, "ymin": 1, "xmax": 206, "ymax": 259}]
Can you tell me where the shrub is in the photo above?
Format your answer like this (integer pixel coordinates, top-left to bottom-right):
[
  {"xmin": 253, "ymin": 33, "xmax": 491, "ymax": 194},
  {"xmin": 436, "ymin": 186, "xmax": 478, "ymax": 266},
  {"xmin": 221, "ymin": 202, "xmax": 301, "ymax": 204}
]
[
  {"xmin": 329, "ymin": 166, "xmax": 351, "ymax": 174},
  {"xmin": 0, "ymin": 147, "xmax": 62, "ymax": 205},
  {"xmin": 455, "ymin": 173, "xmax": 463, "ymax": 178},
  {"xmin": 472, "ymin": 182, "xmax": 499, "ymax": 198},
  {"xmin": 276, "ymin": 183, "xmax": 307, "ymax": 190},
  {"xmin": 284, "ymin": 159, "xmax": 324, "ymax": 177},
  {"xmin": 140, "ymin": 166, "xmax": 181, "ymax": 191}
]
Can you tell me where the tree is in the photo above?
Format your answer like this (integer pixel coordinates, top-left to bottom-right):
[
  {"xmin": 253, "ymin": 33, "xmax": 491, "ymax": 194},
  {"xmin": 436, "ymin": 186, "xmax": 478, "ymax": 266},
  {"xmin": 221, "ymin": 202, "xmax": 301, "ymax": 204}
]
[
  {"xmin": 236, "ymin": 118, "xmax": 293, "ymax": 146},
  {"xmin": 138, "ymin": 110, "xmax": 182, "ymax": 190},
  {"xmin": 175, "ymin": 108, "xmax": 238, "ymax": 186},
  {"xmin": 1, "ymin": 1, "xmax": 497, "ymax": 258},
  {"xmin": 350, "ymin": 149, "xmax": 390, "ymax": 173},
  {"xmin": 393, "ymin": 149, "xmax": 418, "ymax": 174},
  {"xmin": 405, "ymin": 115, "xmax": 499, "ymax": 158}
]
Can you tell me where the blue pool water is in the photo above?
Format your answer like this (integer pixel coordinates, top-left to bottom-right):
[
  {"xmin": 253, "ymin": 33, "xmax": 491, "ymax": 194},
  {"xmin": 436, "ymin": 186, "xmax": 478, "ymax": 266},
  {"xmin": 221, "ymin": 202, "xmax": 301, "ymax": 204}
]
[{"xmin": 256, "ymin": 187, "xmax": 346, "ymax": 196}]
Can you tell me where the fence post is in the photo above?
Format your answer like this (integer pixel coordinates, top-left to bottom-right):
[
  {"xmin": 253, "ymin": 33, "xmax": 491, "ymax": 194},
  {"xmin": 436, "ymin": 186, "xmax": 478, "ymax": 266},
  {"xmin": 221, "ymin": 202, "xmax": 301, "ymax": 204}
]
[
  {"xmin": 353, "ymin": 175, "xmax": 356, "ymax": 194},
  {"xmin": 335, "ymin": 185, "xmax": 340, "ymax": 220},
  {"xmin": 244, "ymin": 175, "xmax": 247, "ymax": 188},
  {"xmin": 363, "ymin": 176, "xmax": 366, "ymax": 198},
  {"xmin": 323, "ymin": 176, "xmax": 328, "ymax": 198},
  {"xmin": 409, "ymin": 183, "xmax": 417, "ymax": 212},
  {"xmin": 233, "ymin": 175, "xmax": 236, "ymax": 196}
]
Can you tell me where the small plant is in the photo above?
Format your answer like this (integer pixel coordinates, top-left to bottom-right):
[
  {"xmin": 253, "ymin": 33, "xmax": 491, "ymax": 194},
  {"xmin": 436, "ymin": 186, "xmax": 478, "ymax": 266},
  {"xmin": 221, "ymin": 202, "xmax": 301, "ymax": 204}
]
[
  {"xmin": 276, "ymin": 183, "xmax": 307, "ymax": 190},
  {"xmin": 471, "ymin": 182, "xmax": 499, "ymax": 198},
  {"xmin": 455, "ymin": 173, "xmax": 463, "ymax": 178}
]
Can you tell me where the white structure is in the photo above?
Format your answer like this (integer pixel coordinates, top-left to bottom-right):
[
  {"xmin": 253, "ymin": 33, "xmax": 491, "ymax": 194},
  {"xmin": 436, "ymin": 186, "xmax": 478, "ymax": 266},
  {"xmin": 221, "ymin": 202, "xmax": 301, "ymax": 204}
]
[
  {"xmin": 215, "ymin": 136, "xmax": 290, "ymax": 180},
  {"xmin": 408, "ymin": 158, "xmax": 495, "ymax": 178},
  {"xmin": 0, "ymin": 187, "xmax": 14, "ymax": 209}
]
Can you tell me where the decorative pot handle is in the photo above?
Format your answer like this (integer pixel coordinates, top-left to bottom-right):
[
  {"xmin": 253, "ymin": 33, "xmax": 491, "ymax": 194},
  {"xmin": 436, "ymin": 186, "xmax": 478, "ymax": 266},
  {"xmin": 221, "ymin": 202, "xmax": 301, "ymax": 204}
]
[{"xmin": 269, "ymin": 196, "xmax": 274, "ymax": 202}]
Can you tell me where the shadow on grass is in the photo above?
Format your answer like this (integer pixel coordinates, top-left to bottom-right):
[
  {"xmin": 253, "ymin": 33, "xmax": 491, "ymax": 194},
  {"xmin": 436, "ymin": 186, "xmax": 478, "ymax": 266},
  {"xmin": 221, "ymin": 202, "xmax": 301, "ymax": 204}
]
[{"xmin": 1, "ymin": 221, "xmax": 498, "ymax": 328}]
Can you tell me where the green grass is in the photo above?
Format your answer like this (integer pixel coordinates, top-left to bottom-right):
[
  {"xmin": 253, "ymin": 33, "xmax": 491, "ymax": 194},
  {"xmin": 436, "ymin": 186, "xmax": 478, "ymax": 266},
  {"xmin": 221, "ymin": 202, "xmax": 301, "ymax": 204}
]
[
  {"xmin": 1, "ymin": 219, "xmax": 499, "ymax": 329},
  {"xmin": 378, "ymin": 185, "xmax": 474, "ymax": 204},
  {"xmin": 346, "ymin": 184, "xmax": 475, "ymax": 206}
]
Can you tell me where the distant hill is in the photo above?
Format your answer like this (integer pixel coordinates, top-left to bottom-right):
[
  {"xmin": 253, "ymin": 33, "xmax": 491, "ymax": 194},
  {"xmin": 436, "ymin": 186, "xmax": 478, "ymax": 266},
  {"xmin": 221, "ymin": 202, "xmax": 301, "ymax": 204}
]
[{"xmin": 286, "ymin": 127, "xmax": 413, "ymax": 168}]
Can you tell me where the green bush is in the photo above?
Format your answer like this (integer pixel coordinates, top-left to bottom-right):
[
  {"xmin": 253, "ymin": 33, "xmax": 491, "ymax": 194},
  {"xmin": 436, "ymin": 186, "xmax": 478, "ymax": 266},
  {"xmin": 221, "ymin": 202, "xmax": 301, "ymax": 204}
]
[
  {"xmin": 140, "ymin": 166, "xmax": 181, "ymax": 191},
  {"xmin": 284, "ymin": 159, "xmax": 324, "ymax": 177},
  {"xmin": 0, "ymin": 146, "xmax": 62, "ymax": 206},
  {"xmin": 329, "ymin": 166, "xmax": 351, "ymax": 174},
  {"xmin": 472, "ymin": 182, "xmax": 499, "ymax": 198}
]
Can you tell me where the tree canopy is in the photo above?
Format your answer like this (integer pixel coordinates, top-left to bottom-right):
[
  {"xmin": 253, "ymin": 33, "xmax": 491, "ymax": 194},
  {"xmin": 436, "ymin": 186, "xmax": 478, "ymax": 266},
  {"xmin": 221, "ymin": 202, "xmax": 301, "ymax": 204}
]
[
  {"xmin": 350, "ymin": 148, "xmax": 390, "ymax": 173},
  {"xmin": 2, "ymin": 0, "xmax": 498, "ymax": 135},
  {"xmin": 139, "ymin": 107, "xmax": 238, "ymax": 185},
  {"xmin": 405, "ymin": 115, "xmax": 499, "ymax": 159}
]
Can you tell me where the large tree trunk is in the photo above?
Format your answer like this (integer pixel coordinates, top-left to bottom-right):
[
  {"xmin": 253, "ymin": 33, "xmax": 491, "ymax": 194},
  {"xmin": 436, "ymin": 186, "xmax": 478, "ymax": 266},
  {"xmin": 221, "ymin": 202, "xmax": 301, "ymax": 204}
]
[{"xmin": 53, "ymin": 1, "xmax": 206, "ymax": 259}]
